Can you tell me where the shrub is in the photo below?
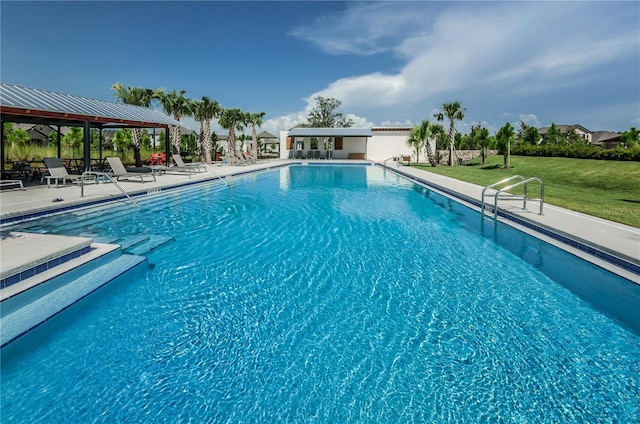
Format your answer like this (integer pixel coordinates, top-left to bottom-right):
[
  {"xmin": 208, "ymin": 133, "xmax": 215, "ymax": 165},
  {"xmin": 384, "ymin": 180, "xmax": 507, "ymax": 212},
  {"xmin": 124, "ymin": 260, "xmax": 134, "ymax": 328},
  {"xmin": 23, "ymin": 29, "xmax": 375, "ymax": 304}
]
[{"xmin": 511, "ymin": 145, "xmax": 640, "ymax": 161}]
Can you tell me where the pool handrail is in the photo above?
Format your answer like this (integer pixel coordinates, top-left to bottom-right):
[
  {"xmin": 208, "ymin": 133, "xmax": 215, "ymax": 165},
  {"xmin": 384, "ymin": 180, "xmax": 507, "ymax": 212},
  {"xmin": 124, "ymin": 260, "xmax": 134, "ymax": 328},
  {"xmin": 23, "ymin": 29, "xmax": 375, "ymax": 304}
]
[
  {"xmin": 482, "ymin": 176, "xmax": 544, "ymax": 220},
  {"xmin": 80, "ymin": 171, "xmax": 139, "ymax": 208}
]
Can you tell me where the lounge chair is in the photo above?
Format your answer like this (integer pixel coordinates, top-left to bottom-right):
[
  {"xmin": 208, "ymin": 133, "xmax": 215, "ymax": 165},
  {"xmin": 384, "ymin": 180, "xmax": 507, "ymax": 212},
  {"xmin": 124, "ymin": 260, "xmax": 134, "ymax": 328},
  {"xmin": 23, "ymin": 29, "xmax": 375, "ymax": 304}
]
[
  {"xmin": 43, "ymin": 157, "xmax": 95, "ymax": 188},
  {"xmin": 314, "ymin": 150, "xmax": 321, "ymax": 159},
  {"xmin": 306, "ymin": 150, "xmax": 314, "ymax": 160},
  {"xmin": 172, "ymin": 154, "xmax": 208, "ymax": 173},
  {"xmin": 106, "ymin": 157, "xmax": 156, "ymax": 183},
  {"xmin": 288, "ymin": 151, "xmax": 294, "ymax": 159}
]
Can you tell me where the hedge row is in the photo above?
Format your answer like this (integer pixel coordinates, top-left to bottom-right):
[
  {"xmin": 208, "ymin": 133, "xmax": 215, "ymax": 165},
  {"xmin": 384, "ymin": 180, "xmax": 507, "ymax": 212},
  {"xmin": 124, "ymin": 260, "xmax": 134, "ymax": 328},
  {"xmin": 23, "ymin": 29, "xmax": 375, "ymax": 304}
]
[{"xmin": 511, "ymin": 144, "xmax": 640, "ymax": 161}]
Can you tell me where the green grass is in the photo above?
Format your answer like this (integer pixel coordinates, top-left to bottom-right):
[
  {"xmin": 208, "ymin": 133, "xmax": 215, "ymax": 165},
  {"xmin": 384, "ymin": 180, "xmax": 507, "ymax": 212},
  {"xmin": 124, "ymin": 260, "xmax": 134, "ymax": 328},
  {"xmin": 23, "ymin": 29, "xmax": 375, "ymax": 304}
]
[{"xmin": 412, "ymin": 155, "xmax": 640, "ymax": 228}]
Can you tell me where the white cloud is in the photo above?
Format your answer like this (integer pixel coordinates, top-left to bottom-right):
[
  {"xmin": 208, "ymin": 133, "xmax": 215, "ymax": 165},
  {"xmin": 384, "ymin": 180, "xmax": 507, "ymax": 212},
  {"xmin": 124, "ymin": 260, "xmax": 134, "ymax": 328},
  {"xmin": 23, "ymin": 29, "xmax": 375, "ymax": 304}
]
[{"xmin": 281, "ymin": 1, "xmax": 639, "ymax": 132}]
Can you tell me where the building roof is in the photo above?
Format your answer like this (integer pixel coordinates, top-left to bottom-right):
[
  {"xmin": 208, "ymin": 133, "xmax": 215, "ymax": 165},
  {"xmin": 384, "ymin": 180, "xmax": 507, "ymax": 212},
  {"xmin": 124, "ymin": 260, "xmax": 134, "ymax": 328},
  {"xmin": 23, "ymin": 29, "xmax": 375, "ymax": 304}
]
[
  {"xmin": 288, "ymin": 127, "xmax": 372, "ymax": 137},
  {"xmin": 0, "ymin": 82, "xmax": 181, "ymax": 128},
  {"xmin": 258, "ymin": 130, "xmax": 277, "ymax": 139},
  {"xmin": 539, "ymin": 124, "xmax": 590, "ymax": 134},
  {"xmin": 591, "ymin": 131, "xmax": 621, "ymax": 144}
]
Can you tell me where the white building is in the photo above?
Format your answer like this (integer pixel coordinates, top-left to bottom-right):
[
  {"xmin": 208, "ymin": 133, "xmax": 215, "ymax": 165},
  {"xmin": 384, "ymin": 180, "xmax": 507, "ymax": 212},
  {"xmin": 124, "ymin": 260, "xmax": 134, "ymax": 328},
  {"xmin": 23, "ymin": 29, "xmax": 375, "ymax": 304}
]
[{"xmin": 279, "ymin": 127, "xmax": 415, "ymax": 161}]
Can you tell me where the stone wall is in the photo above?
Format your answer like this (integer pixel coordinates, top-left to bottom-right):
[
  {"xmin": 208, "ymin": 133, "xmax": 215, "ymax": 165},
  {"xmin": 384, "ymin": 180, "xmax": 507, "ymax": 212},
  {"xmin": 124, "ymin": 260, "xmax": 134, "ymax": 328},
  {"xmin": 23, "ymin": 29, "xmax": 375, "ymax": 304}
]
[{"xmin": 435, "ymin": 150, "xmax": 498, "ymax": 165}]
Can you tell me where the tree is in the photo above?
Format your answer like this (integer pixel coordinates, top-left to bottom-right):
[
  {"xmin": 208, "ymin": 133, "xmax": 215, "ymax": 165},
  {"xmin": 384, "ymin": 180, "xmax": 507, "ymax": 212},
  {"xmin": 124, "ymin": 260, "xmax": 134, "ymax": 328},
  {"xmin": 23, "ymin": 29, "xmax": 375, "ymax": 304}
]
[
  {"xmin": 306, "ymin": 96, "xmax": 354, "ymax": 128},
  {"xmin": 474, "ymin": 126, "xmax": 490, "ymax": 164},
  {"xmin": 409, "ymin": 119, "xmax": 439, "ymax": 166},
  {"xmin": 192, "ymin": 96, "xmax": 222, "ymax": 164},
  {"xmin": 563, "ymin": 126, "xmax": 584, "ymax": 145},
  {"xmin": 621, "ymin": 127, "xmax": 639, "ymax": 148},
  {"xmin": 543, "ymin": 123, "xmax": 563, "ymax": 146},
  {"xmin": 522, "ymin": 126, "xmax": 540, "ymax": 145},
  {"xmin": 496, "ymin": 122, "xmax": 515, "ymax": 168},
  {"xmin": 427, "ymin": 123, "xmax": 445, "ymax": 166},
  {"xmin": 434, "ymin": 101, "xmax": 465, "ymax": 166},
  {"xmin": 111, "ymin": 82, "xmax": 157, "ymax": 166},
  {"xmin": 63, "ymin": 127, "xmax": 84, "ymax": 156},
  {"xmin": 113, "ymin": 129, "xmax": 132, "ymax": 157},
  {"xmin": 407, "ymin": 127, "xmax": 425, "ymax": 164},
  {"xmin": 157, "ymin": 89, "xmax": 192, "ymax": 154},
  {"xmin": 248, "ymin": 112, "xmax": 265, "ymax": 159},
  {"xmin": 219, "ymin": 108, "xmax": 245, "ymax": 159}
]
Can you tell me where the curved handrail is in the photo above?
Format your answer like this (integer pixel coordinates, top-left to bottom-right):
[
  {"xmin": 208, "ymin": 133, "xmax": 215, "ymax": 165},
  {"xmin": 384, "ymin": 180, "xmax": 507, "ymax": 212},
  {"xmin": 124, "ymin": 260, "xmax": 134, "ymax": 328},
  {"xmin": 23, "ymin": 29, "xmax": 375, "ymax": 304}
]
[
  {"xmin": 383, "ymin": 156, "xmax": 399, "ymax": 167},
  {"xmin": 81, "ymin": 171, "xmax": 139, "ymax": 208},
  {"xmin": 492, "ymin": 177, "xmax": 544, "ymax": 219},
  {"xmin": 481, "ymin": 175, "xmax": 525, "ymax": 214}
]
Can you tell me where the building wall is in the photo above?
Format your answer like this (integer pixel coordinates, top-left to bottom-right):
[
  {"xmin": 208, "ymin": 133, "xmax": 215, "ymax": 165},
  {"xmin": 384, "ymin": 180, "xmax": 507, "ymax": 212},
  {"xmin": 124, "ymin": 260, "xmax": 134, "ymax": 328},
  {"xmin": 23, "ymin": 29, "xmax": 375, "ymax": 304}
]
[
  {"xmin": 367, "ymin": 128, "xmax": 413, "ymax": 160},
  {"xmin": 280, "ymin": 127, "xmax": 414, "ymax": 161}
]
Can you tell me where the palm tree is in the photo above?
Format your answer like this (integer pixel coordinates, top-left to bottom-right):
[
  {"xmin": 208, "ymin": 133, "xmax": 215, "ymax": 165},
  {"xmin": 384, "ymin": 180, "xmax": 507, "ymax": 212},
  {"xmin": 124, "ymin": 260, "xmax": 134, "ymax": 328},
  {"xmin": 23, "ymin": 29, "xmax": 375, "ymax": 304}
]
[
  {"xmin": 426, "ymin": 122, "xmax": 445, "ymax": 167},
  {"xmin": 219, "ymin": 108, "xmax": 245, "ymax": 159},
  {"xmin": 111, "ymin": 83, "xmax": 157, "ymax": 166},
  {"xmin": 407, "ymin": 128, "xmax": 423, "ymax": 164},
  {"xmin": 157, "ymin": 89, "xmax": 191, "ymax": 154},
  {"xmin": 248, "ymin": 112, "xmax": 266, "ymax": 159},
  {"xmin": 434, "ymin": 101, "xmax": 465, "ymax": 166},
  {"xmin": 192, "ymin": 96, "xmax": 222, "ymax": 164},
  {"xmin": 409, "ymin": 119, "xmax": 442, "ymax": 167},
  {"xmin": 496, "ymin": 122, "xmax": 515, "ymax": 168}
]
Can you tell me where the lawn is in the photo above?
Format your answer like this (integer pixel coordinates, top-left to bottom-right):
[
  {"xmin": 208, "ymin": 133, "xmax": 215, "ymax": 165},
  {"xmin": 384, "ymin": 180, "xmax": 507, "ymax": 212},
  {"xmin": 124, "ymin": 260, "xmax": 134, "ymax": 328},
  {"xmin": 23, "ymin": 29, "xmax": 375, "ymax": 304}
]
[{"xmin": 412, "ymin": 154, "xmax": 640, "ymax": 228}]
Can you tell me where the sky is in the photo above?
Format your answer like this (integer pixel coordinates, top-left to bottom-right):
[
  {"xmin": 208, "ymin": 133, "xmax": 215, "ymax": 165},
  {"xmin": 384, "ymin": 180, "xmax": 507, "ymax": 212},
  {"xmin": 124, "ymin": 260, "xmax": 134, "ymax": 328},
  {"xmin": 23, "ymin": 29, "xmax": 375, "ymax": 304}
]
[{"xmin": 1, "ymin": 1, "xmax": 639, "ymax": 136}]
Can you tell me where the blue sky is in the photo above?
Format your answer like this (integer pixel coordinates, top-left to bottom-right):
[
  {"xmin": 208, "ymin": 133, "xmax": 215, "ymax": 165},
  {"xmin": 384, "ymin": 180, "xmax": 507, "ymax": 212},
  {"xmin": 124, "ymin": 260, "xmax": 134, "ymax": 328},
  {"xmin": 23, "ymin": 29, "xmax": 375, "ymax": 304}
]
[{"xmin": 2, "ymin": 1, "xmax": 639, "ymax": 136}]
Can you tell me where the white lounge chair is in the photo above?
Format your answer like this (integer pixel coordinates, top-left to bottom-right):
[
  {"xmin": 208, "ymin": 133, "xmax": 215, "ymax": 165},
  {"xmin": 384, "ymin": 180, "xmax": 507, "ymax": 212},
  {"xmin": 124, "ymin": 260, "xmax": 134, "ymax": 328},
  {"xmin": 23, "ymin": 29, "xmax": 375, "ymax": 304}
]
[
  {"xmin": 43, "ymin": 157, "xmax": 94, "ymax": 188},
  {"xmin": 106, "ymin": 157, "xmax": 156, "ymax": 183},
  {"xmin": 172, "ymin": 155, "xmax": 208, "ymax": 173}
]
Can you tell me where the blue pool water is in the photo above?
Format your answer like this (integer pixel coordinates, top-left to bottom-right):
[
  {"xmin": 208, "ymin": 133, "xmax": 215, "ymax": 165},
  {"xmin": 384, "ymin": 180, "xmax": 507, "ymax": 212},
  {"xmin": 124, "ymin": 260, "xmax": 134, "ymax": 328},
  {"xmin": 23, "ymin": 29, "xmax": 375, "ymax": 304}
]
[{"xmin": 2, "ymin": 165, "xmax": 639, "ymax": 423}]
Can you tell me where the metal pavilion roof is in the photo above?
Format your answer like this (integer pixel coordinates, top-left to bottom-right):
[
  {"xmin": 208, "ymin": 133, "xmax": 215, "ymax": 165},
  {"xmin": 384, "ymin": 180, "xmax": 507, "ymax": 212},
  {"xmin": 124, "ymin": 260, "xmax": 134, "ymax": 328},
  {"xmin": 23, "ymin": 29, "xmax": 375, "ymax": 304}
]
[
  {"xmin": 287, "ymin": 127, "xmax": 372, "ymax": 137},
  {"xmin": 0, "ymin": 82, "xmax": 181, "ymax": 128}
]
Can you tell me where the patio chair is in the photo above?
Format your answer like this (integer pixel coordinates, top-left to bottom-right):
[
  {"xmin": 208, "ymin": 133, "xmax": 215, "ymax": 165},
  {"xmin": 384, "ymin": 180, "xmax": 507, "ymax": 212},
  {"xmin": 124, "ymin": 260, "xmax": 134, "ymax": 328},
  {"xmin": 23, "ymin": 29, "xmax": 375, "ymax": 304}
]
[
  {"xmin": 306, "ymin": 150, "xmax": 314, "ymax": 160},
  {"xmin": 106, "ymin": 157, "xmax": 156, "ymax": 183},
  {"xmin": 172, "ymin": 154, "xmax": 208, "ymax": 173},
  {"xmin": 288, "ymin": 151, "xmax": 294, "ymax": 159},
  {"xmin": 43, "ymin": 157, "xmax": 95, "ymax": 188},
  {"xmin": 314, "ymin": 150, "xmax": 321, "ymax": 159}
]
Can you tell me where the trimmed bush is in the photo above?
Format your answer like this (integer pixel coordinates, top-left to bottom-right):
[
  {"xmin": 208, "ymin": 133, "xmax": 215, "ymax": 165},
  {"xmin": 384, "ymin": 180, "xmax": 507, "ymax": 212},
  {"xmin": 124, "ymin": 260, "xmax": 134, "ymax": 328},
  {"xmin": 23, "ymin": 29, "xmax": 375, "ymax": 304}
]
[{"xmin": 511, "ymin": 144, "xmax": 640, "ymax": 161}]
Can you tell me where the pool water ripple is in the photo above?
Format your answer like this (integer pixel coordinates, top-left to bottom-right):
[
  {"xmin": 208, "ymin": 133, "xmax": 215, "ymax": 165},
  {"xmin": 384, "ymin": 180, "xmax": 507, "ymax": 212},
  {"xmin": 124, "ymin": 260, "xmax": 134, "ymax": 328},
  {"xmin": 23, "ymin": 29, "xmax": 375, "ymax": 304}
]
[{"xmin": 1, "ymin": 165, "xmax": 639, "ymax": 422}]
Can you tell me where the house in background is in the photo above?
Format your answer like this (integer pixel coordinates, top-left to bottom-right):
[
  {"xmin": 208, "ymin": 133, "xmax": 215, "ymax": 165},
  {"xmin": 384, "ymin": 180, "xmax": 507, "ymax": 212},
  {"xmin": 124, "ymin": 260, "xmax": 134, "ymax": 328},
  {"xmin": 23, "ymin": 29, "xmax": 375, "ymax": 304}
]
[
  {"xmin": 591, "ymin": 131, "xmax": 623, "ymax": 148},
  {"xmin": 538, "ymin": 124, "xmax": 592, "ymax": 144},
  {"xmin": 258, "ymin": 130, "xmax": 279, "ymax": 157},
  {"xmin": 279, "ymin": 127, "xmax": 414, "ymax": 161}
]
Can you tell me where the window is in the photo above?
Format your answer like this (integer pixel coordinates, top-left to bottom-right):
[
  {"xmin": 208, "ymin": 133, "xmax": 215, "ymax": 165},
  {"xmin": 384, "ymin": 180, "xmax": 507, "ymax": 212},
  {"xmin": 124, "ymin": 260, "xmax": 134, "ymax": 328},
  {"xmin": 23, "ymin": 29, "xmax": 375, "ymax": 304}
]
[
  {"xmin": 335, "ymin": 137, "xmax": 343, "ymax": 150},
  {"xmin": 310, "ymin": 137, "xmax": 318, "ymax": 149}
]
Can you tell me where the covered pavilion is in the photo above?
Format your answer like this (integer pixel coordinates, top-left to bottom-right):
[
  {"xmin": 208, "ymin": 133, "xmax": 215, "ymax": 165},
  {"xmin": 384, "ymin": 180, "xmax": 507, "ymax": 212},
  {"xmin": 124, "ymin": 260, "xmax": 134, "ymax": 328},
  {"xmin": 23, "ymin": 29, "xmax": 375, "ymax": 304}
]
[{"xmin": 0, "ymin": 82, "xmax": 181, "ymax": 177}]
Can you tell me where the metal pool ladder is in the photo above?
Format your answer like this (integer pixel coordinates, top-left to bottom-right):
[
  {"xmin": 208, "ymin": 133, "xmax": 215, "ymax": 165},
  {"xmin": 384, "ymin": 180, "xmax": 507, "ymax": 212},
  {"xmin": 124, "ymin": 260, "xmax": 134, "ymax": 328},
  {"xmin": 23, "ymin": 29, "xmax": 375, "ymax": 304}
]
[{"xmin": 481, "ymin": 175, "xmax": 544, "ymax": 220}]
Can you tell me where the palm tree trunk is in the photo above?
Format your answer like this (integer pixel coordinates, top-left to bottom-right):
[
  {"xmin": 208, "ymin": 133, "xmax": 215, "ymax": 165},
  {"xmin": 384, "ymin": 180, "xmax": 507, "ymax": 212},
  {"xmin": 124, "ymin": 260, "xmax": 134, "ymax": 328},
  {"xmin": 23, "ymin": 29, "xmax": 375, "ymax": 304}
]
[
  {"xmin": 449, "ymin": 122, "xmax": 456, "ymax": 166},
  {"xmin": 251, "ymin": 124, "xmax": 258, "ymax": 159},
  {"xmin": 228, "ymin": 127, "xmax": 237, "ymax": 159},
  {"xmin": 132, "ymin": 128, "xmax": 142, "ymax": 167},
  {"xmin": 425, "ymin": 140, "xmax": 437, "ymax": 167},
  {"xmin": 202, "ymin": 120, "xmax": 212, "ymax": 164},
  {"xmin": 171, "ymin": 125, "xmax": 181, "ymax": 154}
]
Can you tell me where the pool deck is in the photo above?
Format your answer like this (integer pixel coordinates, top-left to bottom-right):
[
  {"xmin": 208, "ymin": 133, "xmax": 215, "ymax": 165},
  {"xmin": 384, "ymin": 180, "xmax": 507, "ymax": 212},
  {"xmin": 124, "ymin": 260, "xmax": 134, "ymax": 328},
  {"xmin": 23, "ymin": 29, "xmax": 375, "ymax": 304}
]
[{"xmin": 0, "ymin": 159, "xmax": 638, "ymax": 284}]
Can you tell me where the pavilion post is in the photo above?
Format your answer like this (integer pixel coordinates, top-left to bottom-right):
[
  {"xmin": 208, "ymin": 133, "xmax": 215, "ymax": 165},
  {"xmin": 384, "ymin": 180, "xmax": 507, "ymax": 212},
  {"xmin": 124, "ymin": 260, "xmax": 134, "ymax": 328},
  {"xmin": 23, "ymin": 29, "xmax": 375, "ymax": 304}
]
[
  {"xmin": 1, "ymin": 117, "xmax": 5, "ymax": 172},
  {"xmin": 83, "ymin": 120, "xmax": 91, "ymax": 172}
]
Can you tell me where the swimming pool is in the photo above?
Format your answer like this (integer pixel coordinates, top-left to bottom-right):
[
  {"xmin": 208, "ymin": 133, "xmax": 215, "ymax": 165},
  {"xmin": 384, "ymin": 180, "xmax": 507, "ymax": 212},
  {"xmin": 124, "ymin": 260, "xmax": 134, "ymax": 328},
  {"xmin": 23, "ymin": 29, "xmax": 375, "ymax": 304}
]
[{"xmin": 2, "ymin": 165, "xmax": 639, "ymax": 422}]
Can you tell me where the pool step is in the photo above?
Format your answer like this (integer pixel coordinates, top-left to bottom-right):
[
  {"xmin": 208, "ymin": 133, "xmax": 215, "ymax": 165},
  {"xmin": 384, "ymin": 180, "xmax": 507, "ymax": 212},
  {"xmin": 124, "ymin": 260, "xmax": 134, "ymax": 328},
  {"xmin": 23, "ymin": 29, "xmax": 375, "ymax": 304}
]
[
  {"xmin": 1, "ymin": 250, "xmax": 147, "ymax": 347},
  {"xmin": 124, "ymin": 234, "xmax": 174, "ymax": 255}
]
